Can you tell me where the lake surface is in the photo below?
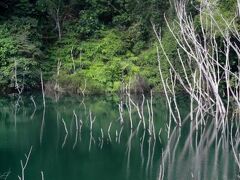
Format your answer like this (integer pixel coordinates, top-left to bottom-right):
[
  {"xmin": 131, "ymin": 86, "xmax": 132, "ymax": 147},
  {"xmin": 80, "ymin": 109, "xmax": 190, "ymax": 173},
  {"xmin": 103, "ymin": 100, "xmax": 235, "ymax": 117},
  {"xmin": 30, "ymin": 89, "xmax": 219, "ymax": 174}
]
[{"xmin": 0, "ymin": 93, "xmax": 238, "ymax": 180}]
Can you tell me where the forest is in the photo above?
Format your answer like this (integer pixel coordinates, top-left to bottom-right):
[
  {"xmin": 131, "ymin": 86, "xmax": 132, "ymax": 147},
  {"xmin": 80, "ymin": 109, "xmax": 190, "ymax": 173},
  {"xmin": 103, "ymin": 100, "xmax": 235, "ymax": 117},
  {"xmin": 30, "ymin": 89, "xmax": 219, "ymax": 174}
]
[
  {"xmin": 0, "ymin": 0, "xmax": 238, "ymax": 95},
  {"xmin": 0, "ymin": 0, "xmax": 166, "ymax": 94}
]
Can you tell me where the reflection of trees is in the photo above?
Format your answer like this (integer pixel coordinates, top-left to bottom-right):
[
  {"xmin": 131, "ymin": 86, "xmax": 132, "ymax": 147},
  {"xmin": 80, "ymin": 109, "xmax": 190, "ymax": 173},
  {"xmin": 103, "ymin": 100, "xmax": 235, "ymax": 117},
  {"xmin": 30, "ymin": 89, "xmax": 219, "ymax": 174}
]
[
  {"xmin": 0, "ymin": 92, "xmax": 239, "ymax": 180},
  {"xmin": 0, "ymin": 170, "xmax": 10, "ymax": 180},
  {"xmin": 158, "ymin": 120, "xmax": 237, "ymax": 180}
]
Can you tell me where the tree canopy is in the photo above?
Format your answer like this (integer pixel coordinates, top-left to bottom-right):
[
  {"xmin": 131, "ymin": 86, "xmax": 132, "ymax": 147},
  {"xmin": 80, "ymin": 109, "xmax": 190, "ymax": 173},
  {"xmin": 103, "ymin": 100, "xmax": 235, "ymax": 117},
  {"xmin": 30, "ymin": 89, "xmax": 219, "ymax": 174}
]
[{"xmin": 0, "ymin": 0, "xmax": 238, "ymax": 94}]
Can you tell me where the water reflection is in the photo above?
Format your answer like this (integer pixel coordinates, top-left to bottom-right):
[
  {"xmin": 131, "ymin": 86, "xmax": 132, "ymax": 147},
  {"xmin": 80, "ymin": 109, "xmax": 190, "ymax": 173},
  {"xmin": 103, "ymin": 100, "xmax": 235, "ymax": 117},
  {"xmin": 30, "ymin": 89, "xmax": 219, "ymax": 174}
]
[
  {"xmin": 158, "ymin": 120, "xmax": 239, "ymax": 180},
  {"xmin": 0, "ymin": 94, "xmax": 238, "ymax": 180}
]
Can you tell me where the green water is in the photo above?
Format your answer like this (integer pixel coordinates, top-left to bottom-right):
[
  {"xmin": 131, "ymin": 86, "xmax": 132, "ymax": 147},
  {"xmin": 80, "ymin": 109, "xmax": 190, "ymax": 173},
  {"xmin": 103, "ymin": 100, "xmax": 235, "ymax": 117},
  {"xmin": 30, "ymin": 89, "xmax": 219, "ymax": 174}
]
[{"xmin": 0, "ymin": 94, "xmax": 238, "ymax": 180}]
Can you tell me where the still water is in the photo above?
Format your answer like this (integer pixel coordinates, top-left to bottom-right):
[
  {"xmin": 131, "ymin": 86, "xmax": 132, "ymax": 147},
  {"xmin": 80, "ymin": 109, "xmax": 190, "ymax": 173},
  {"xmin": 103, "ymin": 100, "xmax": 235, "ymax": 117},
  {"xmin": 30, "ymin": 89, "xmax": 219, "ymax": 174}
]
[{"xmin": 0, "ymin": 93, "xmax": 238, "ymax": 180}]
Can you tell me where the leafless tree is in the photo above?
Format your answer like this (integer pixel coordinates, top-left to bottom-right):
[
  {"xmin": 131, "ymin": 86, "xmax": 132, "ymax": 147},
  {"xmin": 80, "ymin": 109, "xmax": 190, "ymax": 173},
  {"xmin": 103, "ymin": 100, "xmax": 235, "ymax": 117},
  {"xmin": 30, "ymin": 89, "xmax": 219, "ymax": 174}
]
[{"xmin": 154, "ymin": 0, "xmax": 240, "ymax": 130}]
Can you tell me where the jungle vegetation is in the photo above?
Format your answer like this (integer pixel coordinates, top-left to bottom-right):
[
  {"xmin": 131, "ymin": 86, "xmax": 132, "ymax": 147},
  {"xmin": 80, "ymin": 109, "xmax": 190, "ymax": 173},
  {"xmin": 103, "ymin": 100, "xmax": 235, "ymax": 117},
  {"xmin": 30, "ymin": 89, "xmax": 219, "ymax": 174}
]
[{"xmin": 0, "ymin": 0, "xmax": 238, "ymax": 94}]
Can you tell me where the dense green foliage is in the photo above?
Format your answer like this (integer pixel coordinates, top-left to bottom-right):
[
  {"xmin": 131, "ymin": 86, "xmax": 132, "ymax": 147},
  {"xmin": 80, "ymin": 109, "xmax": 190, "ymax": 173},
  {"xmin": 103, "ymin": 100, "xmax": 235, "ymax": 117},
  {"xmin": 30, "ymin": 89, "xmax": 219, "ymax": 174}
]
[
  {"xmin": 0, "ymin": 0, "xmax": 238, "ymax": 94},
  {"xmin": 0, "ymin": 0, "xmax": 172, "ymax": 94},
  {"xmin": 0, "ymin": 16, "xmax": 43, "ymax": 92}
]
